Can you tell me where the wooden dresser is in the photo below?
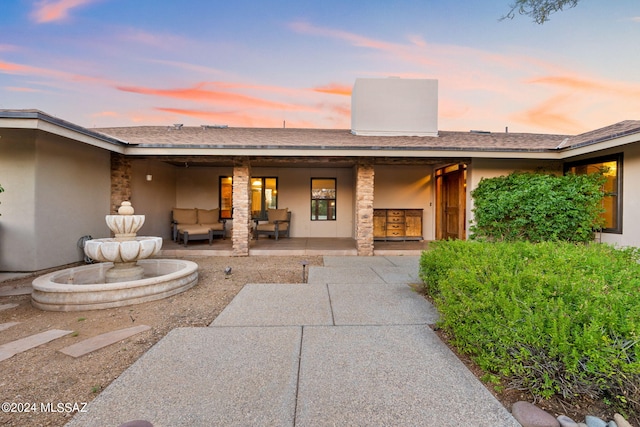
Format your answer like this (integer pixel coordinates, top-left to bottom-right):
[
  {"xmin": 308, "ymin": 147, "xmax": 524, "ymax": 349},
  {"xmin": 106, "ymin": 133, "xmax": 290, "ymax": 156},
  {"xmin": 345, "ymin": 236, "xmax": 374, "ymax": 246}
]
[{"xmin": 373, "ymin": 209, "xmax": 423, "ymax": 241}]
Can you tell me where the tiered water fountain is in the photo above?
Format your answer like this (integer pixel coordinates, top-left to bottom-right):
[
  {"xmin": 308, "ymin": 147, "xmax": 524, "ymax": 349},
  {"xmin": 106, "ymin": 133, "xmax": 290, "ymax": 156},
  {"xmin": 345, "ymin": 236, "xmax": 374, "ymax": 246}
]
[{"xmin": 32, "ymin": 202, "xmax": 198, "ymax": 311}]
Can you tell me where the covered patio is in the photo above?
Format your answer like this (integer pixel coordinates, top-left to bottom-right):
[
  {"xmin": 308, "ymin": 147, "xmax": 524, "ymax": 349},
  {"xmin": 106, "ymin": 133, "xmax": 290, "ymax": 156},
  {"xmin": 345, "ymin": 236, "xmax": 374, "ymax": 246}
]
[{"xmin": 160, "ymin": 237, "xmax": 430, "ymax": 257}]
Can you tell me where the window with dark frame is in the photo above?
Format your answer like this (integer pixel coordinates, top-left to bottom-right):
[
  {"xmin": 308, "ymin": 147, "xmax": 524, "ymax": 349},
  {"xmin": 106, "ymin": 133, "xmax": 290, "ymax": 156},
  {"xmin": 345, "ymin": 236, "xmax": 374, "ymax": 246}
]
[
  {"xmin": 564, "ymin": 153, "xmax": 623, "ymax": 234},
  {"xmin": 311, "ymin": 178, "xmax": 336, "ymax": 221},
  {"xmin": 219, "ymin": 176, "xmax": 233, "ymax": 219},
  {"xmin": 219, "ymin": 176, "xmax": 278, "ymax": 220}
]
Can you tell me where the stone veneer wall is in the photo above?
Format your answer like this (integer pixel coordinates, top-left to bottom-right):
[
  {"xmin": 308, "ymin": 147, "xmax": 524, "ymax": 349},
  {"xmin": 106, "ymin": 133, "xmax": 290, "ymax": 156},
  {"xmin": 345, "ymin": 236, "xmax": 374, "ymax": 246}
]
[
  {"xmin": 110, "ymin": 153, "xmax": 132, "ymax": 214},
  {"xmin": 232, "ymin": 162, "xmax": 251, "ymax": 256},
  {"xmin": 355, "ymin": 163, "xmax": 375, "ymax": 256}
]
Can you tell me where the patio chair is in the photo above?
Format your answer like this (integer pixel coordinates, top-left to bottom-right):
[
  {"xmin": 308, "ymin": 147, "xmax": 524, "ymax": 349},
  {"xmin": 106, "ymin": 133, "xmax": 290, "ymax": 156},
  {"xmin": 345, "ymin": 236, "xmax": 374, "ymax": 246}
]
[{"xmin": 253, "ymin": 208, "xmax": 291, "ymax": 240}]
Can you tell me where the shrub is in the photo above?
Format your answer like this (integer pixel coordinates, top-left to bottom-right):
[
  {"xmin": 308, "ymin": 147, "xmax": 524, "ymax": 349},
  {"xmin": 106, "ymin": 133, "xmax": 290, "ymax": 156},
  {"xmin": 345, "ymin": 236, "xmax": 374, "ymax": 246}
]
[
  {"xmin": 470, "ymin": 172, "xmax": 606, "ymax": 243},
  {"xmin": 419, "ymin": 240, "xmax": 640, "ymax": 418}
]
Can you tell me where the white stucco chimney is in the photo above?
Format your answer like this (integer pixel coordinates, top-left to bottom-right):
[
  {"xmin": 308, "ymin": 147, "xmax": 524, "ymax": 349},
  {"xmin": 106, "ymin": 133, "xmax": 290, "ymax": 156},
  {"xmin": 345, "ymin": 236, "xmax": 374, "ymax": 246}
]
[{"xmin": 351, "ymin": 78, "xmax": 438, "ymax": 137}]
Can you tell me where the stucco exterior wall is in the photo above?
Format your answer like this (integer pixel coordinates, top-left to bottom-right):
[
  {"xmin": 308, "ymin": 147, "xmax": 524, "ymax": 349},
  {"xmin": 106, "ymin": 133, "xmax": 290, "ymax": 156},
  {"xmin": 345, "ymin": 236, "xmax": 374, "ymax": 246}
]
[
  {"xmin": 373, "ymin": 165, "xmax": 434, "ymax": 240},
  {"xmin": 0, "ymin": 130, "xmax": 110, "ymax": 271},
  {"xmin": 131, "ymin": 159, "xmax": 178, "ymax": 240}
]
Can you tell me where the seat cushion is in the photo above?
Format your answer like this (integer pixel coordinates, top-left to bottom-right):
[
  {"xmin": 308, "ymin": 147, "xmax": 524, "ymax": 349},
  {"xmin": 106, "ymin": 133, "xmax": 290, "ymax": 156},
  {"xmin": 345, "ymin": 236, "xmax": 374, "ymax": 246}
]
[
  {"xmin": 201, "ymin": 223, "xmax": 224, "ymax": 231},
  {"xmin": 256, "ymin": 223, "xmax": 289, "ymax": 232},
  {"xmin": 178, "ymin": 225, "xmax": 211, "ymax": 235},
  {"xmin": 267, "ymin": 208, "xmax": 288, "ymax": 222},
  {"xmin": 198, "ymin": 208, "xmax": 220, "ymax": 224},
  {"xmin": 173, "ymin": 208, "xmax": 197, "ymax": 225}
]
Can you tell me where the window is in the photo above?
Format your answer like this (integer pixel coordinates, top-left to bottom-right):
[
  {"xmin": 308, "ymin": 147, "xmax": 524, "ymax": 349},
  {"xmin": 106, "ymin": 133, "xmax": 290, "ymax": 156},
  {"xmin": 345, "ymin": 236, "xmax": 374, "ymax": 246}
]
[
  {"xmin": 219, "ymin": 176, "xmax": 233, "ymax": 219},
  {"xmin": 565, "ymin": 153, "xmax": 622, "ymax": 234},
  {"xmin": 311, "ymin": 178, "xmax": 336, "ymax": 221},
  {"xmin": 251, "ymin": 177, "xmax": 277, "ymax": 219},
  {"xmin": 219, "ymin": 176, "xmax": 278, "ymax": 219}
]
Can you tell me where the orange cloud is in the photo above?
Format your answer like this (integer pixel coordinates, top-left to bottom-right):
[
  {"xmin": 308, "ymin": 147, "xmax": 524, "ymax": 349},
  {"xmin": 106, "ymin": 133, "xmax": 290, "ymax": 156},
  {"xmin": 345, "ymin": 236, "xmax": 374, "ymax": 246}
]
[
  {"xmin": 156, "ymin": 107, "xmax": 284, "ymax": 128},
  {"xmin": 527, "ymin": 75, "xmax": 640, "ymax": 97},
  {"xmin": 0, "ymin": 59, "xmax": 112, "ymax": 86},
  {"xmin": 511, "ymin": 94, "xmax": 584, "ymax": 134},
  {"xmin": 31, "ymin": 0, "xmax": 99, "ymax": 23},
  {"xmin": 5, "ymin": 86, "xmax": 42, "ymax": 92},
  {"xmin": 313, "ymin": 83, "xmax": 352, "ymax": 96},
  {"xmin": 117, "ymin": 83, "xmax": 318, "ymax": 112}
]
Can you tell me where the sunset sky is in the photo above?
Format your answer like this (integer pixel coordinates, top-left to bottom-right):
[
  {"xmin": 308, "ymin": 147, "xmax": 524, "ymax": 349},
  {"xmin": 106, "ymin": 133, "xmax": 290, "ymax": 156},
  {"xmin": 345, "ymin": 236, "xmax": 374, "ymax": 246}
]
[{"xmin": 1, "ymin": 0, "xmax": 639, "ymax": 134}]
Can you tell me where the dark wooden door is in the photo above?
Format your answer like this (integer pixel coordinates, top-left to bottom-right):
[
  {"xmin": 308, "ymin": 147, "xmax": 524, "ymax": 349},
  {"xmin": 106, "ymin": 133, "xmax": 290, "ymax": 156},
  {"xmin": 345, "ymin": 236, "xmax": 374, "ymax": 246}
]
[{"xmin": 436, "ymin": 165, "xmax": 466, "ymax": 240}]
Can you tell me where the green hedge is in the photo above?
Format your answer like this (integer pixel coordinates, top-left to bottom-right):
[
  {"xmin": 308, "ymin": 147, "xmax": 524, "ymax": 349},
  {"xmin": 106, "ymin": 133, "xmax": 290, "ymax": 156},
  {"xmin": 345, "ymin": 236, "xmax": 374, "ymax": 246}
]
[
  {"xmin": 419, "ymin": 240, "xmax": 640, "ymax": 417},
  {"xmin": 470, "ymin": 172, "xmax": 606, "ymax": 243}
]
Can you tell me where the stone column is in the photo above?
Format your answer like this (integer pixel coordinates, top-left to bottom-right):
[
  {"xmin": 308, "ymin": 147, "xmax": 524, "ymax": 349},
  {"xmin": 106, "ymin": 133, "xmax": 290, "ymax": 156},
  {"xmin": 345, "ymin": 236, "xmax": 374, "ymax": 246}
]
[
  {"xmin": 232, "ymin": 161, "xmax": 251, "ymax": 256},
  {"xmin": 110, "ymin": 153, "xmax": 132, "ymax": 214},
  {"xmin": 355, "ymin": 162, "xmax": 375, "ymax": 256}
]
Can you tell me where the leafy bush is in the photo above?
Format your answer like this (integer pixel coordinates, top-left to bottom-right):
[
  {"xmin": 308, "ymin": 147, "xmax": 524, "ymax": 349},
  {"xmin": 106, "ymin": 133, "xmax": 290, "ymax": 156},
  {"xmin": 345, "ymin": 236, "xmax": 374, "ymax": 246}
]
[
  {"xmin": 470, "ymin": 172, "xmax": 606, "ymax": 243},
  {"xmin": 419, "ymin": 240, "xmax": 640, "ymax": 418}
]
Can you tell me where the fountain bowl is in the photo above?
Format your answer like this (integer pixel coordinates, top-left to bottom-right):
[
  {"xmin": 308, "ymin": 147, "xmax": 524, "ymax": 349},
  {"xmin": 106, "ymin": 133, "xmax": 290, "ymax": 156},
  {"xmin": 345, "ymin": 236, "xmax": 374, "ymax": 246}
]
[{"xmin": 31, "ymin": 259, "xmax": 198, "ymax": 312}]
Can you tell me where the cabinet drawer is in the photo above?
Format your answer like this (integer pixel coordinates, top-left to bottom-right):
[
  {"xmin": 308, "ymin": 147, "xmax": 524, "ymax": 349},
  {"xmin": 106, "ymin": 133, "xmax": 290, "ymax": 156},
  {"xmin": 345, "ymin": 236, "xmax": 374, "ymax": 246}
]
[
  {"xmin": 386, "ymin": 223, "xmax": 404, "ymax": 230},
  {"xmin": 387, "ymin": 216, "xmax": 404, "ymax": 223},
  {"xmin": 386, "ymin": 230, "xmax": 404, "ymax": 237},
  {"xmin": 387, "ymin": 210, "xmax": 404, "ymax": 217}
]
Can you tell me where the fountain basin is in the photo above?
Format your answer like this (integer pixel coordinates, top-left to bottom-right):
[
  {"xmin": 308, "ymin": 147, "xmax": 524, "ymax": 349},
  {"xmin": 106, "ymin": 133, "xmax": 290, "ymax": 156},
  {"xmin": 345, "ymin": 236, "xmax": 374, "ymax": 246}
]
[{"xmin": 31, "ymin": 259, "xmax": 198, "ymax": 312}]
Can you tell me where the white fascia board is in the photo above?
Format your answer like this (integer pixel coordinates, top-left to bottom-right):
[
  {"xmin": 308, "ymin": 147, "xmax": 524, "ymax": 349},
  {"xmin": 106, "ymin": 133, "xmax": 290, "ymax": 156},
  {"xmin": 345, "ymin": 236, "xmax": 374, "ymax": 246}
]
[
  {"xmin": 0, "ymin": 116, "xmax": 127, "ymax": 153},
  {"xmin": 123, "ymin": 146, "xmax": 565, "ymax": 160},
  {"xmin": 557, "ymin": 133, "xmax": 640, "ymax": 159}
]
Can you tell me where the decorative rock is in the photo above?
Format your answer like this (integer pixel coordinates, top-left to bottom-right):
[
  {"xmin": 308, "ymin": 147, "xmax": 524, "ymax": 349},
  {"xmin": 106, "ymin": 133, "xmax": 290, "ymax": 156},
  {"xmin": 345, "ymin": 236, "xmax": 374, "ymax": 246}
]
[
  {"xmin": 607, "ymin": 422, "xmax": 618, "ymax": 427},
  {"xmin": 585, "ymin": 415, "xmax": 608, "ymax": 427},
  {"xmin": 557, "ymin": 415, "xmax": 580, "ymax": 427},
  {"xmin": 578, "ymin": 423, "xmax": 588, "ymax": 427},
  {"xmin": 613, "ymin": 413, "xmax": 633, "ymax": 427},
  {"xmin": 512, "ymin": 401, "xmax": 561, "ymax": 427}
]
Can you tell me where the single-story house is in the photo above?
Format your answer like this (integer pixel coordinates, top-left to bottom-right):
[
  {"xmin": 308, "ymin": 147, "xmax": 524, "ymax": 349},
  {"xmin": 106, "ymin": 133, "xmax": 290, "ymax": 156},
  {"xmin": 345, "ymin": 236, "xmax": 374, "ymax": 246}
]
[{"xmin": 1, "ymin": 78, "xmax": 639, "ymax": 272}]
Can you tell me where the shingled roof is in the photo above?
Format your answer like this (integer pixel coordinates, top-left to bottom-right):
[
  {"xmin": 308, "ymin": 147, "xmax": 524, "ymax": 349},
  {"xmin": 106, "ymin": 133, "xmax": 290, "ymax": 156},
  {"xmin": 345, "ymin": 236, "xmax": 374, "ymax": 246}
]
[
  {"xmin": 92, "ymin": 121, "xmax": 640, "ymax": 153},
  {"xmin": 93, "ymin": 126, "xmax": 571, "ymax": 152}
]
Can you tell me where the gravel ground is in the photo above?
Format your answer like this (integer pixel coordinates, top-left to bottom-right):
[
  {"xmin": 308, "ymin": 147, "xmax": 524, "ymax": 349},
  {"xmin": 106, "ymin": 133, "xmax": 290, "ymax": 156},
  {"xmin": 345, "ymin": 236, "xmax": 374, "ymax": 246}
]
[{"xmin": 0, "ymin": 255, "xmax": 322, "ymax": 427}]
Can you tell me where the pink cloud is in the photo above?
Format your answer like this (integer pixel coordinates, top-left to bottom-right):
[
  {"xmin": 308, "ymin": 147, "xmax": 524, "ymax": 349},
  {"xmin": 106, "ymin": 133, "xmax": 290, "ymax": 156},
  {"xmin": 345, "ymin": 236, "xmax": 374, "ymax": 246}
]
[
  {"xmin": 31, "ymin": 0, "xmax": 99, "ymax": 23},
  {"xmin": 116, "ymin": 82, "xmax": 320, "ymax": 113},
  {"xmin": 313, "ymin": 83, "xmax": 352, "ymax": 96},
  {"xmin": 5, "ymin": 86, "xmax": 42, "ymax": 92}
]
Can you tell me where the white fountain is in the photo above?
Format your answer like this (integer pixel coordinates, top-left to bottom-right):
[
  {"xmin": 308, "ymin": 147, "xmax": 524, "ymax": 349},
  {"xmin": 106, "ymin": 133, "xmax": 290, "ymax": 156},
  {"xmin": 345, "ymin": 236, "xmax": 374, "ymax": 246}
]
[{"xmin": 32, "ymin": 202, "xmax": 198, "ymax": 311}]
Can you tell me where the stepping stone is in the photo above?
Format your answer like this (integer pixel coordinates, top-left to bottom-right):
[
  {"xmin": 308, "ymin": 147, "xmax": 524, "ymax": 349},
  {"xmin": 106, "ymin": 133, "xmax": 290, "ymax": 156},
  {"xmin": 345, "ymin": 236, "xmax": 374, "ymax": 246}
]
[
  {"xmin": 59, "ymin": 325, "xmax": 151, "ymax": 358},
  {"xmin": 0, "ymin": 322, "xmax": 20, "ymax": 332},
  {"xmin": 0, "ymin": 286, "xmax": 32, "ymax": 296},
  {"xmin": 0, "ymin": 303, "xmax": 19, "ymax": 311},
  {"xmin": 0, "ymin": 329, "xmax": 73, "ymax": 362}
]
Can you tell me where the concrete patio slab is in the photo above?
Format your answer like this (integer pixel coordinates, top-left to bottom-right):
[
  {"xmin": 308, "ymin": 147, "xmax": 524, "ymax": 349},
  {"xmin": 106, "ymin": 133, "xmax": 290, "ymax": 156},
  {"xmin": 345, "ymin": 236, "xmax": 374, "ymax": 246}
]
[
  {"xmin": 0, "ymin": 322, "xmax": 20, "ymax": 332},
  {"xmin": 370, "ymin": 265, "xmax": 421, "ymax": 283},
  {"xmin": 383, "ymin": 255, "xmax": 421, "ymax": 268},
  {"xmin": 0, "ymin": 329, "xmax": 73, "ymax": 362},
  {"xmin": 211, "ymin": 284, "xmax": 333, "ymax": 327},
  {"xmin": 328, "ymin": 283, "xmax": 439, "ymax": 325},
  {"xmin": 307, "ymin": 266, "xmax": 386, "ymax": 285},
  {"xmin": 66, "ymin": 327, "xmax": 301, "ymax": 427},
  {"xmin": 322, "ymin": 256, "xmax": 396, "ymax": 267},
  {"xmin": 59, "ymin": 325, "xmax": 151, "ymax": 358},
  {"xmin": 0, "ymin": 303, "xmax": 19, "ymax": 311},
  {"xmin": 296, "ymin": 325, "xmax": 520, "ymax": 427}
]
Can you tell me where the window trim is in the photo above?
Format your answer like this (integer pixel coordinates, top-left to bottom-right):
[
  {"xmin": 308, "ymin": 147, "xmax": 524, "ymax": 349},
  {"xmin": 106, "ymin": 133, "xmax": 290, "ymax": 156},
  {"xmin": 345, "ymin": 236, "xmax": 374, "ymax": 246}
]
[
  {"xmin": 564, "ymin": 152, "xmax": 623, "ymax": 234},
  {"xmin": 310, "ymin": 177, "xmax": 337, "ymax": 221}
]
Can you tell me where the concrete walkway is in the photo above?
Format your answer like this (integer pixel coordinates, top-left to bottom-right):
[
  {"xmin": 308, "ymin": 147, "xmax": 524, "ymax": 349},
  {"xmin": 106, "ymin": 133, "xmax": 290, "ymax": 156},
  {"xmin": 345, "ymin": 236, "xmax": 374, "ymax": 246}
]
[{"xmin": 66, "ymin": 256, "xmax": 520, "ymax": 427}]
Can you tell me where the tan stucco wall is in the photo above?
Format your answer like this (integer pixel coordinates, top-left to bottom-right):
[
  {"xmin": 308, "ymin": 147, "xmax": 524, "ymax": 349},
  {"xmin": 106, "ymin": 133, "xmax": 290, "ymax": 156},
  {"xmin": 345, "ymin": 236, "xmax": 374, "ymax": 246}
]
[
  {"xmin": 373, "ymin": 165, "xmax": 434, "ymax": 240},
  {"xmin": 0, "ymin": 130, "xmax": 110, "ymax": 271},
  {"xmin": 131, "ymin": 159, "xmax": 178, "ymax": 240}
]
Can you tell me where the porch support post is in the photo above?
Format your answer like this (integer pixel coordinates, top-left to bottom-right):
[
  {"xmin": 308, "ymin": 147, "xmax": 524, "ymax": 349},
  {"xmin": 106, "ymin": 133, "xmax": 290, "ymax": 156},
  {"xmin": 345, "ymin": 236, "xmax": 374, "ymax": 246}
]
[
  {"xmin": 355, "ymin": 162, "xmax": 375, "ymax": 256},
  {"xmin": 110, "ymin": 153, "xmax": 132, "ymax": 214},
  {"xmin": 232, "ymin": 160, "xmax": 251, "ymax": 256}
]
